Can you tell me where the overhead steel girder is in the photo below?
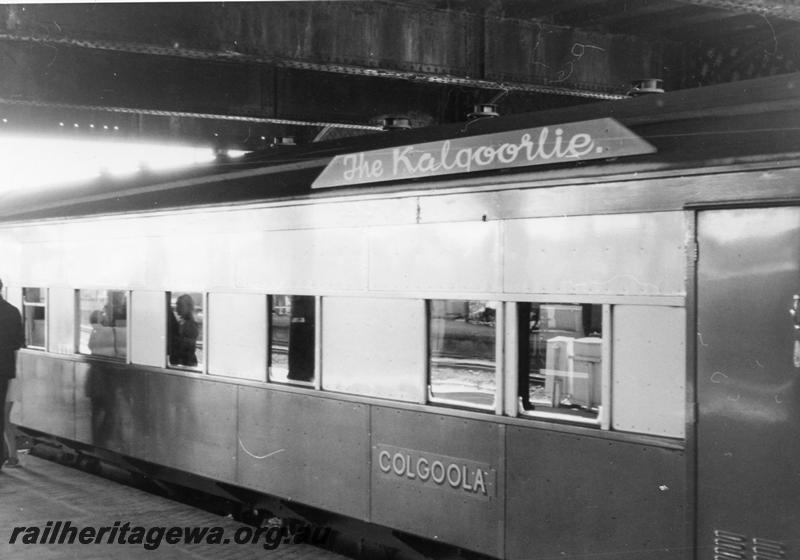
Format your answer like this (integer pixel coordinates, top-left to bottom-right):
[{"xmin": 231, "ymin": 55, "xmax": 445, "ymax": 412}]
[
  {"xmin": 0, "ymin": 37, "xmax": 600, "ymax": 149},
  {"xmin": 0, "ymin": 2, "xmax": 670, "ymax": 97},
  {"xmin": 677, "ymin": 0, "xmax": 800, "ymax": 21},
  {"xmin": 0, "ymin": 2, "xmax": 680, "ymax": 148}
]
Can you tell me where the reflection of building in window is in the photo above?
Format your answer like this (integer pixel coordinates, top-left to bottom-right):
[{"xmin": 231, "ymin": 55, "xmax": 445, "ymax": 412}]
[
  {"xmin": 167, "ymin": 291, "xmax": 203, "ymax": 370},
  {"xmin": 22, "ymin": 287, "xmax": 47, "ymax": 350},
  {"xmin": 428, "ymin": 299, "xmax": 497, "ymax": 410},
  {"xmin": 77, "ymin": 289, "xmax": 128, "ymax": 360},
  {"xmin": 518, "ymin": 302, "xmax": 603, "ymax": 421},
  {"xmin": 269, "ymin": 295, "xmax": 315, "ymax": 384}
]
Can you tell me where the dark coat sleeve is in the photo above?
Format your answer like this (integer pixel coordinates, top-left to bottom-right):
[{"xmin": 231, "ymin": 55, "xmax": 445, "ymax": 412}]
[
  {"xmin": 0, "ymin": 301, "xmax": 24, "ymax": 378},
  {"xmin": 12, "ymin": 305, "xmax": 24, "ymax": 351}
]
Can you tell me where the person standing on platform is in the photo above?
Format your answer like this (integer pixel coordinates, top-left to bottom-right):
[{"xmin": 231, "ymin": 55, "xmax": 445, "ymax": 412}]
[
  {"xmin": 4, "ymin": 376, "xmax": 20, "ymax": 467},
  {"xmin": 0, "ymin": 278, "xmax": 24, "ymax": 470}
]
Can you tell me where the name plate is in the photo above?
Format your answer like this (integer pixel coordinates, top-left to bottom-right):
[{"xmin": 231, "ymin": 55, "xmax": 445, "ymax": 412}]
[
  {"xmin": 312, "ymin": 117, "xmax": 655, "ymax": 188},
  {"xmin": 374, "ymin": 444, "xmax": 496, "ymax": 499}
]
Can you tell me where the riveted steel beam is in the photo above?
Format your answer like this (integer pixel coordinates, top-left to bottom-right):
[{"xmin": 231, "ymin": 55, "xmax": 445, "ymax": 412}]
[
  {"xmin": 677, "ymin": 0, "xmax": 800, "ymax": 21},
  {"xmin": 0, "ymin": 3, "xmax": 665, "ymax": 97}
]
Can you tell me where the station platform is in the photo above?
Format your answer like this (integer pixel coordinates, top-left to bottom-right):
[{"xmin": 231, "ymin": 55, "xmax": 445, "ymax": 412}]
[{"xmin": 0, "ymin": 452, "xmax": 348, "ymax": 559}]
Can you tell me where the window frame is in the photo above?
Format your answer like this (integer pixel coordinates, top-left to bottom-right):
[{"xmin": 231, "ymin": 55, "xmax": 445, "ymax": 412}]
[
  {"xmin": 425, "ymin": 299, "xmax": 502, "ymax": 413},
  {"xmin": 267, "ymin": 294, "xmax": 319, "ymax": 389},
  {"xmin": 165, "ymin": 290, "xmax": 206, "ymax": 373},
  {"xmin": 22, "ymin": 287, "xmax": 48, "ymax": 351},
  {"xmin": 515, "ymin": 301, "xmax": 611, "ymax": 429},
  {"xmin": 75, "ymin": 288, "xmax": 131, "ymax": 363}
]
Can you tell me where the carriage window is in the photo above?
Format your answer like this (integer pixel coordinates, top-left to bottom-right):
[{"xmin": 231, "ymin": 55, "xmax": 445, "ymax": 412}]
[
  {"xmin": 269, "ymin": 295, "xmax": 316, "ymax": 385},
  {"xmin": 22, "ymin": 287, "xmax": 47, "ymax": 350},
  {"xmin": 518, "ymin": 302, "xmax": 603, "ymax": 422},
  {"xmin": 428, "ymin": 300, "xmax": 497, "ymax": 410},
  {"xmin": 77, "ymin": 289, "xmax": 128, "ymax": 360},
  {"xmin": 167, "ymin": 291, "xmax": 204, "ymax": 371}
]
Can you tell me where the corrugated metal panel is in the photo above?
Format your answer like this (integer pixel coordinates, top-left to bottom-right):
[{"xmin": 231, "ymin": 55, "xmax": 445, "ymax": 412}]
[
  {"xmin": 21, "ymin": 242, "xmax": 64, "ymax": 286},
  {"xmin": 18, "ymin": 353, "xmax": 76, "ymax": 439},
  {"xmin": 47, "ymin": 287, "xmax": 76, "ymax": 355},
  {"xmin": 63, "ymin": 237, "xmax": 147, "ymax": 288},
  {"xmin": 612, "ymin": 305, "xmax": 686, "ymax": 438},
  {"xmin": 0, "ymin": 239, "xmax": 21, "ymax": 285},
  {"xmin": 131, "ymin": 290, "xmax": 167, "ymax": 368},
  {"xmin": 208, "ymin": 292, "xmax": 267, "ymax": 381},
  {"xmin": 368, "ymin": 221, "xmax": 501, "ymax": 294},
  {"xmin": 145, "ymin": 373, "xmax": 238, "ymax": 483},
  {"xmin": 321, "ymin": 297, "xmax": 425, "ymax": 402},
  {"xmin": 697, "ymin": 206, "xmax": 800, "ymax": 552},
  {"xmin": 155, "ymin": 233, "xmax": 215, "ymax": 291},
  {"xmin": 504, "ymin": 211, "xmax": 686, "ymax": 296},
  {"xmin": 506, "ymin": 425, "xmax": 688, "ymax": 560},
  {"xmin": 234, "ymin": 228, "xmax": 369, "ymax": 293},
  {"xmin": 370, "ymin": 407, "xmax": 504, "ymax": 558},
  {"xmin": 236, "ymin": 387, "xmax": 370, "ymax": 521},
  {"xmin": 74, "ymin": 361, "xmax": 149, "ymax": 458}
]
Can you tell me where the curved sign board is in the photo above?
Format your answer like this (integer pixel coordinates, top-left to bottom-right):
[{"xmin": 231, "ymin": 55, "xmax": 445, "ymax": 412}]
[{"xmin": 312, "ymin": 117, "xmax": 655, "ymax": 189}]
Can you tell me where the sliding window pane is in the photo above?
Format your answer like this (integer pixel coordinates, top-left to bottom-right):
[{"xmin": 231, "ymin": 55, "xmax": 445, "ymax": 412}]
[
  {"xmin": 429, "ymin": 300, "xmax": 497, "ymax": 409},
  {"xmin": 519, "ymin": 302, "xmax": 603, "ymax": 421},
  {"xmin": 77, "ymin": 289, "xmax": 127, "ymax": 360},
  {"xmin": 269, "ymin": 295, "xmax": 315, "ymax": 384},
  {"xmin": 208, "ymin": 292, "xmax": 266, "ymax": 381},
  {"xmin": 22, "ymin": 287, "xmax": 47, "ymax": 350},
  {"xmin": 167, "ymin": 291, "xmax": 204, "ymax": 371}
]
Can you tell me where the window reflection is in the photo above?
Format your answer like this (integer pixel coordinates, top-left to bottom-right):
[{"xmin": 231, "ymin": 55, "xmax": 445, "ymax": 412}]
[
  {"xmin": 78, "ymin": 289, "xmax": 127, "ymax": 360},
  {"xmin": 519, "ymin": 302, "xmax": 603, "ymax": 420},
  {"xmin": 167, "ymin": 292, "xmax": 203, "ymax": 370},
  {"xmin": 23, "ymin": 287, "xmax": 47, "ymax": 350},
  {"xmin": 429, "ymin": 300, "xmax": 497, "ymax": 409},
  {"xmin": 269, "ymin": 295, "xmax": 315, "ymax": 384}
]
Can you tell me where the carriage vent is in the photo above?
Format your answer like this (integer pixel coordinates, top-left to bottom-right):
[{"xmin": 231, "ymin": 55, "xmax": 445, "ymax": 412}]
[
  {"xmin": 714, "ymin": 530, "xmax": 748, "ymax": 560},
  {"xmin": 752, "ymin": 537, "xmax": 787, "ymax": 560},
  {"xmin": 713, "ymin": 530, "xmax": 787, "ymax": 560}
]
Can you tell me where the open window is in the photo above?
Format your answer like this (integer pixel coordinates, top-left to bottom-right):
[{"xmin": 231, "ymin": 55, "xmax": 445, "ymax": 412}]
[
  {"xmin": 77, "ymin": 289, "xmax": 128, "ymax": 361},
  {"xmin": 269, "ymin": 295, "xmax": 316, "ymax": 386},
  {"xmin": 428, "ymin": 299, "xmax": 498, "ymax": 411},
  {"xmin": 22, "ymin": 287, "xmax": 47, "ymax": 350},
  {"xmin": 518, "ymin": 302, "xmax": 606, "ymax": 424},
  {"xmin": 166, "ymin": 291, "xmax": 204, "ymax": 371}
]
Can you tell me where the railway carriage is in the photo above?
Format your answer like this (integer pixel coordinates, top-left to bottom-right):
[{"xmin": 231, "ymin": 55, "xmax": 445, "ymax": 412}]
[{"xmin": 0, "ymin": 72, "xmax": 798, "ymax": 560}]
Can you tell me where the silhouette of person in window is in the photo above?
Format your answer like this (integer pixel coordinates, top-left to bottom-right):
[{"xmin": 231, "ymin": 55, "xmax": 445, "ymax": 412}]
[
  {"xmin": 88, "ymin": 309, "xmax": 117, "ymax": 357},
  {"xmin": 169, "ymin": 294, "xmax": 199, "ymax": 367}
]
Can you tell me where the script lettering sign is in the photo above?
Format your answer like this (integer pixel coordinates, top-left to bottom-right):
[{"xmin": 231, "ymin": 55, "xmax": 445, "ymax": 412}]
[{"xmin": 312, "ymin": 117, "xmax": 655, "ymax": 189}]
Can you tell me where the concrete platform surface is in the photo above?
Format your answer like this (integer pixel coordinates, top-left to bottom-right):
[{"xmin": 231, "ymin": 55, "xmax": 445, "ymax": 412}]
[{"xmin": 0, "ymin": 453, "xmax": 348, "ymax": 559}]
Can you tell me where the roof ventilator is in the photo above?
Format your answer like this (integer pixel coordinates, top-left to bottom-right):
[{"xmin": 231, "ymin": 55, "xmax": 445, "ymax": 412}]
[
  {"xmin": 381, "ymin": 116, "xmax": 412, "ymax": 131},
  {"xmin": 271, "ymin": 136, "xmax": 296, "ymax": 147},
  {"xmin": 628, "ymin": 78, "xmax": 665, "ymax": 96},
  {"xmin": 468, "ymin": 103, "xmax": 500, "ymax": 119}
]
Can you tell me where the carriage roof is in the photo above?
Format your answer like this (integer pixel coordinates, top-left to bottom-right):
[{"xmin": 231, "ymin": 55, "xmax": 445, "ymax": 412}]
[{"xmin": 2, "ymin": 72, "xmax": 800, "ymax": 223}]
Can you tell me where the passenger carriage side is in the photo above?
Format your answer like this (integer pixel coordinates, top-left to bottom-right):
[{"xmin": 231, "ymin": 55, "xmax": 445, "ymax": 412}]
[
  {"xmin": 0, "ymin": 189, "xmax": 690, "ymax": 559},
  {"xmin": 2, "ymin": 72, "xmax": 800, "ymax": 560}
]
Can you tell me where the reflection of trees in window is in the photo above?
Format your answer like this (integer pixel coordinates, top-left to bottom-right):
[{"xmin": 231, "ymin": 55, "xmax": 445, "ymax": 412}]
[
  {"xmin": 519, "ymin": 302, "xmax": 603, "ymax": 421},
  {"xmin": 428, "ymin": 299, "xmax": 497, "ymax": 410},
  {"xmin": 269, "ymin": 295, "xmax": 315, "ymax": 384},
  {"xmin": 167, "ymin": 292, "xmax": 203, "ymax": 370},
  {"xmin": 22, "ymin": 287, "xmax": 46, "ymax": 350},
  {"xmin": 77, "ymin": 289, "xmax": 128, "ymax": 360}
]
